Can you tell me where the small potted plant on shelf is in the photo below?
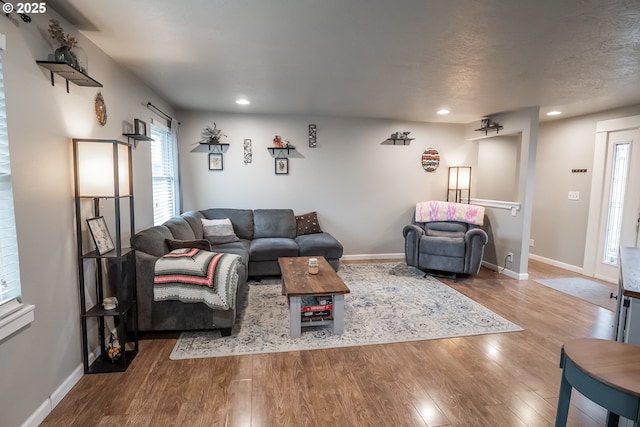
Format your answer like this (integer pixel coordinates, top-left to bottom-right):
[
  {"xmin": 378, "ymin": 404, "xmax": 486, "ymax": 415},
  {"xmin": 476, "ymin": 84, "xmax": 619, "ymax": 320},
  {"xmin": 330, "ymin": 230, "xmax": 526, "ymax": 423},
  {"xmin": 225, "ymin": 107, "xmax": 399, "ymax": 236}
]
[
  {"xmin": 201, "ymin": 123, "xmax": 227, "ymax": 144},
  {"xmin": 48, "ymin": 19, "xmax": 86, "ymax": 73}
]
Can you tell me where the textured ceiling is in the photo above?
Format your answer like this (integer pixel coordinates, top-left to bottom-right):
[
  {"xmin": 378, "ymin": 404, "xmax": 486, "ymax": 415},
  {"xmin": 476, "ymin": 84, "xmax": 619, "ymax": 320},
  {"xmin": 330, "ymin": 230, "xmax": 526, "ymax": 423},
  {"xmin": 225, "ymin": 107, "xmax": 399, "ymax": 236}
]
[{"xmin": 49, "ymin": 0, "xmax": 640, "ymax": 123}]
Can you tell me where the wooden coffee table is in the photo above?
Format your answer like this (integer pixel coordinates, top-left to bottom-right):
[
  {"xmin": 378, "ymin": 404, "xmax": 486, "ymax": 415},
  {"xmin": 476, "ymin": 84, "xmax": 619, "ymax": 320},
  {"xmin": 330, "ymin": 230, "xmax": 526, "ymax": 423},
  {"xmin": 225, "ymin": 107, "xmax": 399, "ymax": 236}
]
[{"xmin": 279, "ymin": 256, "xmax": 350, "ymax": 338}]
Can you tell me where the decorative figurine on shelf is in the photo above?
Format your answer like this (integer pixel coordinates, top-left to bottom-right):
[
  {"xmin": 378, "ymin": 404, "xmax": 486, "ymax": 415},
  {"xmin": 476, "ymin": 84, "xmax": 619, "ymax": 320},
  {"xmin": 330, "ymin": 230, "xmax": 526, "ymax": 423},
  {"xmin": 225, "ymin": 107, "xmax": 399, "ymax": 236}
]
[
  {"xmin": 391, "ymin": 131, "xmax": 411, "ymax": 139},
  {"xmin": 273, "ymin": 135, "xmax": 284, "ymax": 148},
  {"xmin": 475, "ymin": 118, "xmax": 503, "ymax": 135},
  {"xmin": 201, "ymin": 123, "xmax": 227, "ymax": 144},
  {"xmin": 107, "ymin": 332, "xmax": 121, "ymax": 363},
  {"xmin": 48, "ymin": 19, "xmax": 85, "ymax": 73}
]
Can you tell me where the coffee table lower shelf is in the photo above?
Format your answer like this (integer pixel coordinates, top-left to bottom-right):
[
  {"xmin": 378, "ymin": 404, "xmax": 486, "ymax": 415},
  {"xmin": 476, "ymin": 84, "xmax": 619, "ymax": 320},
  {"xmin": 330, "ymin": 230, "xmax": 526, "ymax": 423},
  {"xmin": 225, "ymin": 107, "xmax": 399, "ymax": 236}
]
[{"xmin": 289, "ymin": 294, "xmax": 345, "ymax": 338}]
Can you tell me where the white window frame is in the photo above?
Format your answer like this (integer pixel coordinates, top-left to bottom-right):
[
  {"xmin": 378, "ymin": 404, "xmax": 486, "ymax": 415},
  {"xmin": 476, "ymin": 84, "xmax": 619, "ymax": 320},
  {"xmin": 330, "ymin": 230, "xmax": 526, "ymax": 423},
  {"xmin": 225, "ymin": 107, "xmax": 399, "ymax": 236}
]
[
  {"xmin": 0, "ymin": 33, "xmax": 35, "ymax": 342},
  {"xmin": 150, "ymin": 120, "xmax": 179, "ymax": 225}
]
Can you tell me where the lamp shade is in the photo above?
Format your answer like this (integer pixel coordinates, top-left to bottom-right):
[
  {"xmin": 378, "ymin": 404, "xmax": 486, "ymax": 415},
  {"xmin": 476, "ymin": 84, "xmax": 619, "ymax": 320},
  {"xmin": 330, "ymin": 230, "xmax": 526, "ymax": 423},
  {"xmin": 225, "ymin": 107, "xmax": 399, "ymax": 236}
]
[
  {"xmin": 447, "ymin": 166, "xmax": 472, "ymax": 203},
  {"xmin": 74, "ymin": 139, "xmax": 131, "ymax": 197}
]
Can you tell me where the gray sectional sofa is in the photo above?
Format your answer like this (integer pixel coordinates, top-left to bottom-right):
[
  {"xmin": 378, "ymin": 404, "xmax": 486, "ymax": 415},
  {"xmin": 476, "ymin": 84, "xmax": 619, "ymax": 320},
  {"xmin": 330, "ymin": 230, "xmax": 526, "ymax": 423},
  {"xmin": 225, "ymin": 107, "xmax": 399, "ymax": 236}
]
[{"xmin": 133, "ymin": 208, "xmax": 343, "ymax": 334}]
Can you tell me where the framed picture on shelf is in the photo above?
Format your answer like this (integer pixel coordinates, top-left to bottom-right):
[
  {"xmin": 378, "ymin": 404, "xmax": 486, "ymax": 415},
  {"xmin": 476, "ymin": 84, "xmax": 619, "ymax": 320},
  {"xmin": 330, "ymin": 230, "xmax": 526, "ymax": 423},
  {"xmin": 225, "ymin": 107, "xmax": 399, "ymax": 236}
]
[
  {"xmin": 86, "ymin": 216, "xmax": 115, "ymax": 255},
  {"xmin": 123, "ymin": 121, "xmax": 134, "ymax": 135},
  {"xmin": 134, "ymin": 119, "xmax": 147, "ymax": 137},
  {"xmin": 275, "ymin": 158, "xmax": 289, "ymax": 175},
  {"xmin": 209, "ymin": 152, "xmax": 224, "ymax": 170}
]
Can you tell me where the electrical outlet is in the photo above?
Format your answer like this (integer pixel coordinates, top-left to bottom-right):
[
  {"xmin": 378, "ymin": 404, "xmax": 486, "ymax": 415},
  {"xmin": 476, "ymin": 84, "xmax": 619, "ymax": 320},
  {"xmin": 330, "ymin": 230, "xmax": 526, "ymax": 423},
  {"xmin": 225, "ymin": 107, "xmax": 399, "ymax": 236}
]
[
  {"xmin": 529, "ymin": 239, "xmax": 534, "ymax": 247},
  {"xmin": 507, "ymin": 252, "xmax": 513, "ymax": 263}
]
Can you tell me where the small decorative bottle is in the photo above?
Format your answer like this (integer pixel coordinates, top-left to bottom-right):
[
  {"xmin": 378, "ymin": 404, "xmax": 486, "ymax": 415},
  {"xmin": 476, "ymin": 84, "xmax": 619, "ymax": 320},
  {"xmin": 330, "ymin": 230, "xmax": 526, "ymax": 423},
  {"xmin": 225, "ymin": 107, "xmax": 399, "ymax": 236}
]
[{"xmin": 308, "ymin": 258, "xmax": 319, "ymax": 275}]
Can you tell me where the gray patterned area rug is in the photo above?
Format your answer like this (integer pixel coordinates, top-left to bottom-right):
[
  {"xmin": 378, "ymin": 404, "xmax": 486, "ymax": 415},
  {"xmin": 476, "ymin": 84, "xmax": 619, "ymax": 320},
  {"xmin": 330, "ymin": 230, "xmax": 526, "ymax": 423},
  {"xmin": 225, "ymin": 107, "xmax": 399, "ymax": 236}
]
[{"xmin": 170, "ymin": 263, "xmax": 523, "ymax": 360}]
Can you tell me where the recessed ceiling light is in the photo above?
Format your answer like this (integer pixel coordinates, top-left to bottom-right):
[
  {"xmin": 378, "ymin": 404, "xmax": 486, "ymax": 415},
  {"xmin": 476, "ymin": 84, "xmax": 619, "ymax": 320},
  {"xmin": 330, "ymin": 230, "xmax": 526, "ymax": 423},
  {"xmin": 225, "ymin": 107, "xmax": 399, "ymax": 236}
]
[
  {"xmin": 236, "ymin": 99, "xmax": 250, "ymax": 105},
  {"xmin": 547, "ymin": 111, "xmax": 562, "ymax": 116},
  {"xmin": 437, "ymin": 109, "xmax": 450, "ymax": 115}
]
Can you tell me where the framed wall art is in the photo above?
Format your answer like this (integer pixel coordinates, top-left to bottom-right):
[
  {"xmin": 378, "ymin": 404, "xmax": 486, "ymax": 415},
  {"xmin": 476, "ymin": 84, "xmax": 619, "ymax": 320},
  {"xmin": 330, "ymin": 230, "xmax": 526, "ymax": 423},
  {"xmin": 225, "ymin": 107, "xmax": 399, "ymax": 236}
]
[
  {"xmin": 422, "ymin": 148, "xmax": 440, "ymax": 172},
  {"xmin": 244, "ymin": 139, "xmax": 252, "ymax": 164},
  {"xmin": 309, "ymin": 124, "xmax": 317, "ymax": 148},
  {"xmin": 134, "ymin": 119, "xmax": 147, "ymax": 137},
  {"xmin": 86, "ymin": 216, "xmax": 115, "ymax": 255},
  {"xmin": 209, "ymin": 152, "xmax": 224, "ymax": 170},
  {"xmin": 275, "ymin": 158, "xmax": 289, "ymax": 175}
]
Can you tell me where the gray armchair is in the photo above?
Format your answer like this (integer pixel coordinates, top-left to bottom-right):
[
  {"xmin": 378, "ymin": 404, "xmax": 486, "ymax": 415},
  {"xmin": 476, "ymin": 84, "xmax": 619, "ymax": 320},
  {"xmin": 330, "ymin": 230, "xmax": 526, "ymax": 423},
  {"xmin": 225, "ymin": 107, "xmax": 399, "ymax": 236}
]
[{"xmin": 403, "ymin": 215, "xmax": 488, "ymax": 279}]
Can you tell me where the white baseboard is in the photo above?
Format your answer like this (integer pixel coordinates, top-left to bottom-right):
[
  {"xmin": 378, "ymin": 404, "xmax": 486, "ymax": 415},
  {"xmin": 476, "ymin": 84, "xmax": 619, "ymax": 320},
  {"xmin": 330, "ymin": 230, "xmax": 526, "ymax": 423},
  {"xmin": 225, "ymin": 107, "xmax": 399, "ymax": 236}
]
[
  {"xmin": 528, "ymin": 253, "xmax": 584, "ymax": 274},
  {"xmin": 342, "ymin": 253, "xmax": 404, "ymax": 261},
  {"xmin": 21, "ymin": 346, "xmax": 100, "ymax": 427},
  {"xmin": 482, "ymin": 261, "xmax": 528, "ymax": 280}
]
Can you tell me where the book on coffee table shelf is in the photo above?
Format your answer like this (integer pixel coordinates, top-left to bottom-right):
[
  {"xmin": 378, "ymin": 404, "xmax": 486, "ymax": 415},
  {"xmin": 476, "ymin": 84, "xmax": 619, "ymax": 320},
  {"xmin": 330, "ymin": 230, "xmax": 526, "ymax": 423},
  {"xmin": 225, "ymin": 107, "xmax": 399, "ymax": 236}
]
[
  {"xmin": 300, "ymin": 295, "xmax": 333, "ymax": 322},
  {"xmin": 300, "ymin": 296, "xmax": 333, "ymax": 313},
  {"xmin": 301, "ymin": 313, "xmax": 333, "ymax": 323},
  {"xmin": 302, "ymin": 310, "xmax": 331, "ymax": 317}
]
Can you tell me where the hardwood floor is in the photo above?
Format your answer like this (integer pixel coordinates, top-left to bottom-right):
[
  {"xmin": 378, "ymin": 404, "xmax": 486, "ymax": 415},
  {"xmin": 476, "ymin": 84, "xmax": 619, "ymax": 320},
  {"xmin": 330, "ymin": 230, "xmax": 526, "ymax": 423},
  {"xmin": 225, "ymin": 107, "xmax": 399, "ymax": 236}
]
[{"xmin": 41, "ymin": 260, "xmax": 618, "ymax": 427}]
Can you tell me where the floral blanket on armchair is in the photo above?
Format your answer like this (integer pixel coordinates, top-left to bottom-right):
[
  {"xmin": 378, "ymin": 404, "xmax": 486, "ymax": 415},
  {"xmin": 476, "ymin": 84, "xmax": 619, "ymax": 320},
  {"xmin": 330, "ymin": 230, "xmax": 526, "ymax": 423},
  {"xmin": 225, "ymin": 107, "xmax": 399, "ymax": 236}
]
[
  {"xmin": 153, "ymin": 248, "xmax": 240, "ymax": 310},
  {"xmin": 415, "ymin": 201, "xmax": 485, "ymax": 226}
]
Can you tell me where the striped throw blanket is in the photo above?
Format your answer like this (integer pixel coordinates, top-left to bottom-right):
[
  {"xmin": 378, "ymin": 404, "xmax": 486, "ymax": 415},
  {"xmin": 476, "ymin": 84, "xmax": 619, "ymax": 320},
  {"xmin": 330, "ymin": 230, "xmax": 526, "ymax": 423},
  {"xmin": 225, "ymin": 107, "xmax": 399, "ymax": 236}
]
[
  {"xmin": 415, "ymin": 201, "xmax": 485, "ymax": 226},
  {"xmin": 153, "ymin": 248, "xmax": 241, "ymax": 310}
]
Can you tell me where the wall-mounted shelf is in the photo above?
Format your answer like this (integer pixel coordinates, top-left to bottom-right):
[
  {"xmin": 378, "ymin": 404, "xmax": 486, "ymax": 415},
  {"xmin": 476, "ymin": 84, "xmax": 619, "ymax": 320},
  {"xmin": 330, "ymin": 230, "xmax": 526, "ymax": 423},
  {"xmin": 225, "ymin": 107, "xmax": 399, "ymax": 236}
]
[
  {"xmin": 123, "ymin": 133, "xmax": 153, "ymax": 148},
  {"xmin": 123, "ymin": 133, "xmax": 153, "ymax": 142},
  {"xmin": 268, "ymin": 146, "xmax": 296, "ymax": 157},
  {"xmin": 36, "ymin": 61, "xmax": 102, "ymax": 93},
  {"xmin": 201, "ymin": 142, "xmax": 229, "ymax": 154},
  {"xmin": 386, "ymin": 138, "xmax": 414, "ymax": 145},
  {"xmin": 474, "ymin": 119, "xmax": 504, "ymax": 135}
]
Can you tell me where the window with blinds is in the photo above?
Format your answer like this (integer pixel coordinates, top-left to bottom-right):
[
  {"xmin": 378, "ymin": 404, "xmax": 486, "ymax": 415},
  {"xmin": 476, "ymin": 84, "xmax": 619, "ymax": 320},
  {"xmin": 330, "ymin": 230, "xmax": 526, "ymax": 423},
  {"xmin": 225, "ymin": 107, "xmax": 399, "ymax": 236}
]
[
  {"xmin": 150, "ymin": 122, "xmax": 177, "ymax": 225},
  {"xmin": 0, "ymin": 48, "xmax": 22, "ymax": 308}
]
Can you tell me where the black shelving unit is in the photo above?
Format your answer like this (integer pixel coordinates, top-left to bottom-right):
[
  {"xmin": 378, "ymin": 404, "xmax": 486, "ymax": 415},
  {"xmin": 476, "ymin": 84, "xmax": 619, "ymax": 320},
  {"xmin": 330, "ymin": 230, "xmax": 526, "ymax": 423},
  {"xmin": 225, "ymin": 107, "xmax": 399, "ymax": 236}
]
[
  {"xmin": 73, "ymin": 139, "xmax": 138, "ymax": 374},
  {"xmin": 36, "ymin": 61, "xmax": 102, "ymax": 93}
]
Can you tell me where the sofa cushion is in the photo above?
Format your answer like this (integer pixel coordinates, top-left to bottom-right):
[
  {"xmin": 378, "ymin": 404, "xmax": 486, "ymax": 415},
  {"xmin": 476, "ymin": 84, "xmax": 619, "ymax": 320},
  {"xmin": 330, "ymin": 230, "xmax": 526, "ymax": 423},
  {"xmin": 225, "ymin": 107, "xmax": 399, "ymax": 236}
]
[
  {"xmin": 181, "ymin": 211, "xmax": 205, "ymax": 239},
  {"xmin": 134, "ymin": 226, "xmax": 173, "ymax": 257},
  {"xmin": 249, "ymin": 237, "xmax": 299, "ymax": 262},
  {"xmin": 295, "ymin": 233, "xmax": 343, "ymax": 259},
  {"xmin": 202, "ymin": 218, "xmax": 240, "ymax": 244},
  {"xmin": 254, "ymin": 209, "xmax": 296, "ymax": 238},
  {"xmin": 201, "ymin": 208, "xmax": 254, "ymax": 240},
  {"xmin": 165, "ymin": 238, "xmax": 212, "ymax": 252},
  {"xmin": 164, "ymin": 216, "xmax": 197, "ymax": 240},
  {"xmin": 210, "ymin": 239, "xmax": 251, "ymax": 267},
  {"xmin": 295, "ymin": 211, "xmax": 323, "ymax": 236}
]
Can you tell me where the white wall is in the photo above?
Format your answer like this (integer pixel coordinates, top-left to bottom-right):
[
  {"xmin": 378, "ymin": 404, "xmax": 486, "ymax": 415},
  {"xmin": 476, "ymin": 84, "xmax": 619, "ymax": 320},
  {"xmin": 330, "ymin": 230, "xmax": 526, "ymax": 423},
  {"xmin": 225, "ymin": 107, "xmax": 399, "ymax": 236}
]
[
  {"xmin": 532, "ymin": 103, "xmax": 640, "ymax": 269},
  {"xmin": 475, "ymin": 134, "xmax": 520, "ymax": 202},
  {"xmin": 465, "ymin": 108, "xmax": 539, "ymax": 278},
  {"xmin": 177, "ymin": 111, "xmax": 470, "ymax": 256},
  {"xmin": 0, "ymin": 12, "xmax": 172, "ymax": 427}
]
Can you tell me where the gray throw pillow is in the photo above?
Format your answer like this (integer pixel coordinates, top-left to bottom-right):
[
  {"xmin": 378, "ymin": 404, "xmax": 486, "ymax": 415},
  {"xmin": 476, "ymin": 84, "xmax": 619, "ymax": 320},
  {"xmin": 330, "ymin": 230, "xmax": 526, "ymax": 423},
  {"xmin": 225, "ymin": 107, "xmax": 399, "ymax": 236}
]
[{"xmin": 201, "ymin": 218, "xmax": 240, "ymax": 244}]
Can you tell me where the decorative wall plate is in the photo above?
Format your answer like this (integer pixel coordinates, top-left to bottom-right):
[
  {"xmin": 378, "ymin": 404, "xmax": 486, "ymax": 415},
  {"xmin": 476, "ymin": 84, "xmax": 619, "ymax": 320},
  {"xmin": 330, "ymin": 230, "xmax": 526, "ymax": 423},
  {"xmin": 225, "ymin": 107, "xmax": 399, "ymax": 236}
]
[
  {"xmin": 422, "ymin": 148, "xmax": 440, "ymax": 172},
  {"xmin": 94, "ymin": 92, "xmax": 107, "ymax": 126}
]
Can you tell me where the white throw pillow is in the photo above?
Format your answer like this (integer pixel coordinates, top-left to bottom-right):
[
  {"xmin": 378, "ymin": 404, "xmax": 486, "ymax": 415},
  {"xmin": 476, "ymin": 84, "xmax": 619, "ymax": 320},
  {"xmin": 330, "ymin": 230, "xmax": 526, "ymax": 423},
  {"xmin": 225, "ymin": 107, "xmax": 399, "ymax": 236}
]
[{"xmin": 201, "ymin": 218, "xmax": 240, "ymax": 245}]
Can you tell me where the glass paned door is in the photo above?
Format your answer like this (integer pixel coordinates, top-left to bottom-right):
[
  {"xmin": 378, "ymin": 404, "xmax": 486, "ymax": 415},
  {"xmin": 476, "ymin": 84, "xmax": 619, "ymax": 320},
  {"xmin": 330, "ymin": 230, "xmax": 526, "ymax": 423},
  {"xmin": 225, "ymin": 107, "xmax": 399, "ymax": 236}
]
[
  {"xmin": 596, "ymin": 129, "xmax": 640, "ymax": 282},
  {"xmin": 602, "ymin": 143, "xmax": 629, "ymax": 265}
]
